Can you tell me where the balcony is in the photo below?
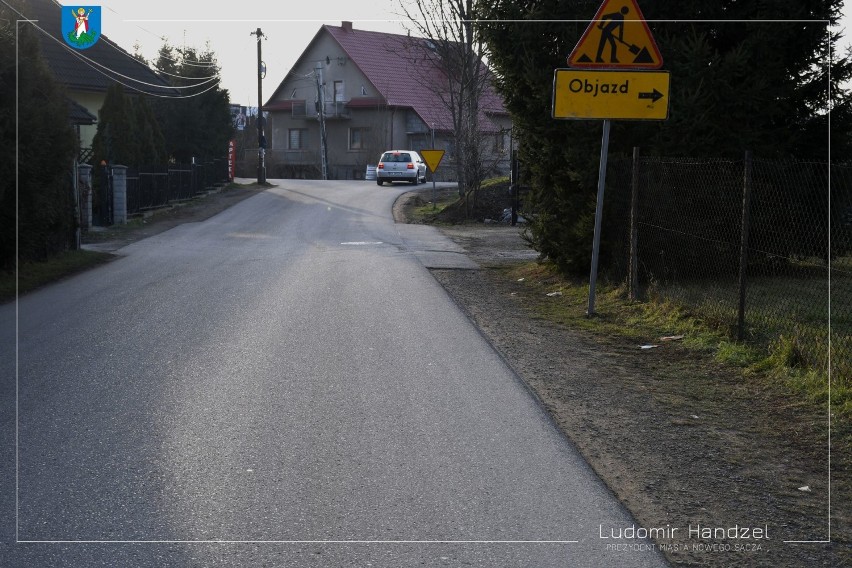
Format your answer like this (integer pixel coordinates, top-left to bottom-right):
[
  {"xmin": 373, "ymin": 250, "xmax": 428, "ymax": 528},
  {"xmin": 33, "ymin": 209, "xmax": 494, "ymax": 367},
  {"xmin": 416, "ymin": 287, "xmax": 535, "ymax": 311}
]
[
  {"xmin": 290, "ymin": 100, "xmax": 350, "ymax": 120},
  {"xmin": 321, "ymin": 101, "xmax": 350, "ymax": 119}
]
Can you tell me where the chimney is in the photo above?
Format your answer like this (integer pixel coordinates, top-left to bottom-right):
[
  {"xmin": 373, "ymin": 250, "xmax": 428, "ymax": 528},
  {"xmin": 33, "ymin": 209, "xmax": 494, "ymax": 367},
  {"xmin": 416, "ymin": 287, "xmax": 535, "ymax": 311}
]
[{"xmin": 342, "ymin": 21, "xmax": 353, "ymax": 32}]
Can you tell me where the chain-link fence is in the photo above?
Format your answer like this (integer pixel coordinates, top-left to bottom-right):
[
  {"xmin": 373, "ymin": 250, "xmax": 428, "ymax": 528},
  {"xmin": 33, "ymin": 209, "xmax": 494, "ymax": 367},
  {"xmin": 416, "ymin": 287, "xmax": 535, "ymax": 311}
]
[{"xmin": 607, "ymin": 153, "xmax": 850, "ymax": 380}]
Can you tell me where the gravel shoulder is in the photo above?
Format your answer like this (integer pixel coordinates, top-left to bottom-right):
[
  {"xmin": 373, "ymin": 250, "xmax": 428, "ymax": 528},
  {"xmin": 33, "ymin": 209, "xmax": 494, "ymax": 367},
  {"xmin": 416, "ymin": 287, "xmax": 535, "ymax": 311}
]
[{"xmin": 394, "ymin": 189, "xmax": 849, "ymax": 567}]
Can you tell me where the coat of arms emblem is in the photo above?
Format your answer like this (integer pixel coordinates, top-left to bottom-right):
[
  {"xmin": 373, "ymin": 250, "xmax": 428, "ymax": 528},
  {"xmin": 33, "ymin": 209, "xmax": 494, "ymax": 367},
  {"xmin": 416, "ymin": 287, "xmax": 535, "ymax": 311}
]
[{"xmin": 62, "ymin": 6, "xmax": 101, "ymax": 49}]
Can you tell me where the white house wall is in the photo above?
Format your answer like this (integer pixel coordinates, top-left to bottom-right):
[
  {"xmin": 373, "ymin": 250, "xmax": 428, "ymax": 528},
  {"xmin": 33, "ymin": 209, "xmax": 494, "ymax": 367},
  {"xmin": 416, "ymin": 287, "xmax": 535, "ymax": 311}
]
[{"xmin": 71, "ymin": 90, "xmax": 106, "ymax": 150}]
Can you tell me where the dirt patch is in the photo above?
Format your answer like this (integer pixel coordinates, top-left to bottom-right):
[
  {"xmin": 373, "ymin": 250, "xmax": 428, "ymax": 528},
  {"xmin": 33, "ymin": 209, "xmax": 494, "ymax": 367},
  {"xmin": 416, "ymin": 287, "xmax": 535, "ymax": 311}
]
[{"xmin": 397, "ymin": 186, "xmax": 849, "ymax": 567}]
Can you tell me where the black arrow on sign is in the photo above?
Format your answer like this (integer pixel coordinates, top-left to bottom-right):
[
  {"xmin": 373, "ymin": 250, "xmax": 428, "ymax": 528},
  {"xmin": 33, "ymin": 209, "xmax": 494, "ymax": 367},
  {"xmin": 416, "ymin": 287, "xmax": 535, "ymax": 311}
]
[{"xmin": 638, "ymin": 89, "xmax": 664, "ymax": 103}]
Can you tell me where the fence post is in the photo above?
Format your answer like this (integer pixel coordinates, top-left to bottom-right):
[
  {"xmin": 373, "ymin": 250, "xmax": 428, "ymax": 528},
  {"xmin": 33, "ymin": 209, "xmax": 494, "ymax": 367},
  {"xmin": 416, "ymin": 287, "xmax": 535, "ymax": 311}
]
[
  {"xmin": 629, "ymin": 147, "xmax": 640, "ymax": 301},
  {"xmin": 737, "ymin": 151, "xmax": 754, "ymax": 341},
  {"xmin": 111, "ymin": 165, "xmax": 128, "ymax": 224},
  {"xmin": 77, "ymin": 163, "xmax": 93, "ymax": 229},
  {"xmin": 98, "ymin": 162, "xmax": 113, "ymax": 226},
  {"xmin": 191, "ymin": 160, "xmax": 198, "ymax": 195}
]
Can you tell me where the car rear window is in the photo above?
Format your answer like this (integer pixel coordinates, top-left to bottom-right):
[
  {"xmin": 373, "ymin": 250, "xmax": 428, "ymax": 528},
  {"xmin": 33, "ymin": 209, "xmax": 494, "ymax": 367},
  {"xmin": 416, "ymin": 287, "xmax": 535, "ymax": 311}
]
[{"xmin": 381, "ymin": 152, "xmax": 411, "ymax": 162}]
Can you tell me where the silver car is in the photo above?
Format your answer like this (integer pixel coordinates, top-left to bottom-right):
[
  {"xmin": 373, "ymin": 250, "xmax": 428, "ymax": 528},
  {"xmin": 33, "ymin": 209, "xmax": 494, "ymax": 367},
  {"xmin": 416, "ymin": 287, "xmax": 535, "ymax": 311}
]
[{"xmin": 376, "ymin": 150, "xmax": 427, "ymax": 185}]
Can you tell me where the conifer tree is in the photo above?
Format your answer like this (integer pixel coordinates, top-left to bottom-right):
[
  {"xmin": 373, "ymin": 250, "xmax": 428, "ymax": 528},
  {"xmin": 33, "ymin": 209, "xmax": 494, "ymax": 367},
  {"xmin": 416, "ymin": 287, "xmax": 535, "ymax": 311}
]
[
  {"xmin": 154, "ymin": 43, "xmax": 233, "ymax": 164},
  {"xmin": 477, "ymin": 0, "xmax": 851, "ymax": 274},
  {"xmin": 92, "ymin": 83, "xmax": 137, "ymax": 166},
  {"xmin": 1, "ymin": 4, "xmax": 77, "ymax": 265}
]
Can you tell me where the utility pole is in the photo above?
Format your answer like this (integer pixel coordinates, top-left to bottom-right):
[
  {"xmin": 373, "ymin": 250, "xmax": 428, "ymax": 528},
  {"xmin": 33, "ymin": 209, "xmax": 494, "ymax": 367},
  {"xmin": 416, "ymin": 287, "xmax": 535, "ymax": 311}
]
[
  {"xmin": 314, "ymin": 64, "xmax": 329, "ymax": 180},
  {"xmin": 251, "ymin": 28, "xmax": 266, "ymax": 184}
]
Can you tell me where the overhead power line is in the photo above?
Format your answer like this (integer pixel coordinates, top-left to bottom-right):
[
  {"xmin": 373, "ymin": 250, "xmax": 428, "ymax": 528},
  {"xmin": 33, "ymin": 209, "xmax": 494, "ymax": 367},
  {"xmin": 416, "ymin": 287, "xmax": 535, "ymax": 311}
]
[
  {"xmin": 1, "ymin": 0, "xmax": 223, "ymax": 99},
  {"xmin": 102, "ymin": 4, "xmax": 219, "ymax": 70}
]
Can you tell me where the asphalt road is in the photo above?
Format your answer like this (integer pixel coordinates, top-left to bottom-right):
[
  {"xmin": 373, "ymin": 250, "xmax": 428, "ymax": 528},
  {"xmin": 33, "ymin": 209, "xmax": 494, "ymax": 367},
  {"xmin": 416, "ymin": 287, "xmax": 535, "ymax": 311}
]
[{"xmin": 0, "ymin": 180, "xmax": 668, "ymax": 567}]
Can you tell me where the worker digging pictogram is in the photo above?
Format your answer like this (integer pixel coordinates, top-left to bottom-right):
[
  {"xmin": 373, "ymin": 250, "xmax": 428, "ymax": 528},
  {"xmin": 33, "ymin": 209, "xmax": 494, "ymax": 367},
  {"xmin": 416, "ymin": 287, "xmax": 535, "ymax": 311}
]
[{"xmin": 568, "ymin": 0, "xmax": 662, "ymax": 69}]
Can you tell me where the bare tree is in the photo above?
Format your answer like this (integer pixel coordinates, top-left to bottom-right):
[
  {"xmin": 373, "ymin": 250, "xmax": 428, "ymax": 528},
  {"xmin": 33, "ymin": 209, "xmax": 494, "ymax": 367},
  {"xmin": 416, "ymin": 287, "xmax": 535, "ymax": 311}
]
[
  {"xmin": 362, "ymin": 102, "xmax": 392, "ymax": 167},
  {"xmin": 399, "ymin": 0, "xmax": 492, "ymax": 210}
]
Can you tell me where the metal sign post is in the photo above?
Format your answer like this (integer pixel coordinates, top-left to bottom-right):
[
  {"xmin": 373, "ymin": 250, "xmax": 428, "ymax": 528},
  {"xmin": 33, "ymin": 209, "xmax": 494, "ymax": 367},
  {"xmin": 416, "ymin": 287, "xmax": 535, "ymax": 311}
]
[
  {"xmin": 552, "ymin": 0, "xmax": 669, "ymax": 317},
  {"xmin": 431, "ymin": 127, "xmax": 436, "ymax": 209},
  {"xmin": 587, "ymin": 119, "xmax": 611, "ymax": 316}
]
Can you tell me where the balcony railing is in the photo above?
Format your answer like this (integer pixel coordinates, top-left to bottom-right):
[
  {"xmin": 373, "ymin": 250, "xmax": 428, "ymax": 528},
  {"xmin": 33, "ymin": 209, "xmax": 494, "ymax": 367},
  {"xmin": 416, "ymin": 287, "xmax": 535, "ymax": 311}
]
[
  {"xmin": 324, "ymin": 101, "xmax": 349, "ymax": 119},
  {"xmin": 291, "ymin": 100, "xmax": 349, "ymax": 119}
]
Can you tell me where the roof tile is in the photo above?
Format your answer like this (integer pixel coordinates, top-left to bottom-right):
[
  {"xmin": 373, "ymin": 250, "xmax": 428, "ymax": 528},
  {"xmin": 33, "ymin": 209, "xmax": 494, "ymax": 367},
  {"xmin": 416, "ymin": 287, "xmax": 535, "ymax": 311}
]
[
  {"xmin": 284, "ymin": 25, "xmax": 507, "ymax": 132},
  {"xmin": 24, "ymin": 0, "xmax": 176, "ymax": 95}
]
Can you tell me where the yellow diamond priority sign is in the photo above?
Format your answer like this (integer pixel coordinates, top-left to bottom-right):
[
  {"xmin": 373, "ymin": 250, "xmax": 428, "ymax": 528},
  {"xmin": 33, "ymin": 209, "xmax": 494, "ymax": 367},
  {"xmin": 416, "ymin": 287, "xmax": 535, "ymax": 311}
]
[{"xmin": 420, "ymin": 150, "xmax": 445, "ymax": 173}]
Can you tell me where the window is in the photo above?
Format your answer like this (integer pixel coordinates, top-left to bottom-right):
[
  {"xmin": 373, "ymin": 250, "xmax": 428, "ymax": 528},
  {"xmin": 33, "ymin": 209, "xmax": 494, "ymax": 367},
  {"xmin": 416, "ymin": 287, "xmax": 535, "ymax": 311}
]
[
  {"xmin": 360, "ymin": 85, "xmax": 367, "ymax": 96},
  {"xmin": 291, "ymin": 100, "xmax": 307, "ymax": 118},
  {"xmin": 289, "ymin": 129, "xmax": 307, "ymax": 150},
  {"xmin": 405, "ymin": 111, "xmax": 427, "ymax": 134},
  {"xmin": 495, "ymin": 131, "xmax": 507, "ymax": 153},
  {"xmin": 290, "ymin": 88, "xmax": 297, "ymax": 99},
  {"xmin": 333, "ymin": 80, "xmax": 344, "ymax": 102},
  {"xmin": 380, "ymin": 152, "xmax": 411, "ymax": 162},
  {"xmin": 349, "ymin": 127, "xmax": 370, "ymax": 150}
]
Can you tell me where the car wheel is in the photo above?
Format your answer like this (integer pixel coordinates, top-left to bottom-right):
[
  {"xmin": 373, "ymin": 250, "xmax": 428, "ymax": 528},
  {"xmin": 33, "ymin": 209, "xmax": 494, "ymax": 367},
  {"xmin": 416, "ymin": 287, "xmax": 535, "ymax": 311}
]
[{"xmin": 377, "ymin": 179, "xmax": 383, "ymax": 186}]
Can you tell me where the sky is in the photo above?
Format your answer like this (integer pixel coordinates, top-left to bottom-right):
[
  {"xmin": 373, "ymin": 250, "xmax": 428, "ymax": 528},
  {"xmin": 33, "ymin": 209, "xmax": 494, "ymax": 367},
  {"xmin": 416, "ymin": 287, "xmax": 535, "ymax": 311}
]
[
  {"xmin": 60, "ymin": 0, "xmax": 852, "ymax": 106},
  {"xmin": 88, "ymin": 0, "xmax": 416, "ymax": 107}
]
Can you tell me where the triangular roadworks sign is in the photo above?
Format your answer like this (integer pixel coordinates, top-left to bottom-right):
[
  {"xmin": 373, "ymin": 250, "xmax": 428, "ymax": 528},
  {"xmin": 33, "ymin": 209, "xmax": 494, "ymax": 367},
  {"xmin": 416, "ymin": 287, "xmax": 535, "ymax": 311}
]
[
  {"xmin": 568, "ymin": 0, "xmax": 662, "ymax": 69},
  {"xmin": 420, "ymin": 149, "xmax": 445, "ymax": 173}
]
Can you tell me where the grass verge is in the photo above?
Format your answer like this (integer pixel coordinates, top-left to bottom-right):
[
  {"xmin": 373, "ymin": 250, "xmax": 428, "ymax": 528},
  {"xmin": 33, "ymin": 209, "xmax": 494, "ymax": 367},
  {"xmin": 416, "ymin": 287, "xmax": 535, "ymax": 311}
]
[
  {"xmin": 406, "ymin": 188, "xmax": 460, "ymax": 224},
  {"xmin": 508, "ymin": 260, "xmax": 851, "ymax": 429},
  {"xmin": 0, "ymin": 249, "xmax": 114, "ymax": 304},
  {"xmin": 405, "ymin": 177, "xmax": 514, "ymax": 225}
]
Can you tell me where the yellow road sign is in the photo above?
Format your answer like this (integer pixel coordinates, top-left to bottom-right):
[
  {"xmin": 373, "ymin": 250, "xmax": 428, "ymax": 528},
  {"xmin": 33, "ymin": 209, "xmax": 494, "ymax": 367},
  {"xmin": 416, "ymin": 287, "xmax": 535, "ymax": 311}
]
[
  {"xmin": 552, "ymin": 69, "xmax": 670, "ymax": 120},
  {"xmin": 568, "ymin": 0, "xmax": 662, "ymax": 69},
  {"xmin": 420, "ymin": 149, "xmax": 446, "ymax": 173}
]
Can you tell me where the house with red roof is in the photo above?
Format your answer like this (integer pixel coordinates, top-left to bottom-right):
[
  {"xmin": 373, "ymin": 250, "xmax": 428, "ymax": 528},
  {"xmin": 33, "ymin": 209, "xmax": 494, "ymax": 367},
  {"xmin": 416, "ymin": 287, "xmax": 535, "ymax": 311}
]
[{"xmin": 263, "ymin": 21, "xmax": 512, "ymax": 180}]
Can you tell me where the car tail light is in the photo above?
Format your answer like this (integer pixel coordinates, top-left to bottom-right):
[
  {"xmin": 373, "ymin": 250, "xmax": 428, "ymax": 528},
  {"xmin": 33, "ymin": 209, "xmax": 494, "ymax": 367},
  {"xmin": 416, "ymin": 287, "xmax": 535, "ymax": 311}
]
[
  {"xmin": 407, "ymin": 163, "xmax": 414, "ymax": 169},
  {"xmin": 378, "ymin": 163, "xmax": 384, "ymax": 169}
]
